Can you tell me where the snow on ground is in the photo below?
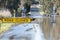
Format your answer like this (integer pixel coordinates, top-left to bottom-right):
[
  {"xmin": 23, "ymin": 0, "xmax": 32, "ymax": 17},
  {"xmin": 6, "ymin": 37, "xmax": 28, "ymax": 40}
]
[{"xmin": 0, "ymin": 23, "xmax": 45, "ymax": 40}]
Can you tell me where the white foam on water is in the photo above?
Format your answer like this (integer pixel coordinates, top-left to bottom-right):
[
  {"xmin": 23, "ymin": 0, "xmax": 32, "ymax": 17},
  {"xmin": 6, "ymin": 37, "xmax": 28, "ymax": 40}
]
[{"xmin": 1, "ymin": 23, "xmax": 45, "ymax": 40}]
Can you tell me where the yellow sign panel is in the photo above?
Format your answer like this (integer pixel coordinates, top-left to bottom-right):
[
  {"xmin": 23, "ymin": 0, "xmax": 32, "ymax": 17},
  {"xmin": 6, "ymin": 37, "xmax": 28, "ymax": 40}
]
[{"xmin": 2, "ymin": 18, "xmax": 31, "ymax": 23}]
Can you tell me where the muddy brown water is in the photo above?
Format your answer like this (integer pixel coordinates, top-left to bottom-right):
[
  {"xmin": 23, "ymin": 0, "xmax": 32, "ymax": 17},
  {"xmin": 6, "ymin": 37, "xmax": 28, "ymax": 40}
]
[{"xmin": 40, "ymin": 16, "xmax": 60, "ymax": 40}]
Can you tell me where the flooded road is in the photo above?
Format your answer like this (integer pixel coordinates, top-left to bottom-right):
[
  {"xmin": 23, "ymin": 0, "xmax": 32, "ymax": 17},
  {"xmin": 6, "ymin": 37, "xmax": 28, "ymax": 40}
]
[{"xmin": 0, "ymin": 23, "xmax": 45, "ymax": 40}]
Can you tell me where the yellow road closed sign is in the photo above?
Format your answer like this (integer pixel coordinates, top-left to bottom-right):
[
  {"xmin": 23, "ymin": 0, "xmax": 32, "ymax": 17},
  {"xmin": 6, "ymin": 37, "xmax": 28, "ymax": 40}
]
[{"xmin": 2, "ymin": 18, "xmax": 31, "ymax": 23}]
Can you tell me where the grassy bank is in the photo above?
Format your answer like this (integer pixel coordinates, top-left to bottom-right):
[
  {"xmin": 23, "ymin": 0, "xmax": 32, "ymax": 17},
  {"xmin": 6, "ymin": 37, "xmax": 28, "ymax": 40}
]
[{"xmin": 0, "ymin": 23, "xmax": 15, "ymax": 33}]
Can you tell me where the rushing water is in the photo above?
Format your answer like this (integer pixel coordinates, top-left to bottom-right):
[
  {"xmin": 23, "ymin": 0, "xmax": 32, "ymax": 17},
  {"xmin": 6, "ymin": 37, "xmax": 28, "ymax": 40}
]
[{"xmin": 0, "ymin": 23, "xmax": 45, "ymax": 40}]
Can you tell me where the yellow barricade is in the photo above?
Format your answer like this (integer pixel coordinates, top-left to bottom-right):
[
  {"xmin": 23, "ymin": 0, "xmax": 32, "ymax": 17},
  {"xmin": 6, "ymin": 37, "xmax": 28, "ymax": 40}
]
[{"xmin": 2, "ymin": 18, "xmax": 31, "ymax": 23}]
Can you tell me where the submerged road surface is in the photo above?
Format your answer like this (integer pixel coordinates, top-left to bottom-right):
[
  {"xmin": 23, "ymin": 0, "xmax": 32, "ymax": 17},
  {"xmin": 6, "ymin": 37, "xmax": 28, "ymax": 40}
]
[{"xmin": 0, "ymin": 23, "xmax": 45, "ymax": 40}]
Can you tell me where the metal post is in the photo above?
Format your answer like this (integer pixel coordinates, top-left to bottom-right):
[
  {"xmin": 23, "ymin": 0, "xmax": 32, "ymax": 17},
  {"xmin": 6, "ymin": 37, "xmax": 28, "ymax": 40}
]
[{"xmin": 14, "ymin": 10, "xmax": 15, "ymax": 18}]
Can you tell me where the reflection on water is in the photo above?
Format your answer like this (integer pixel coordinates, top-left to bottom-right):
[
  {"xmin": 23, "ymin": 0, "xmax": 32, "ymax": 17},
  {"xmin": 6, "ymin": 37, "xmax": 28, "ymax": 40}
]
[{"xmin": 0, "ymin": 23, "xmax": 45, "ymax": 40}]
